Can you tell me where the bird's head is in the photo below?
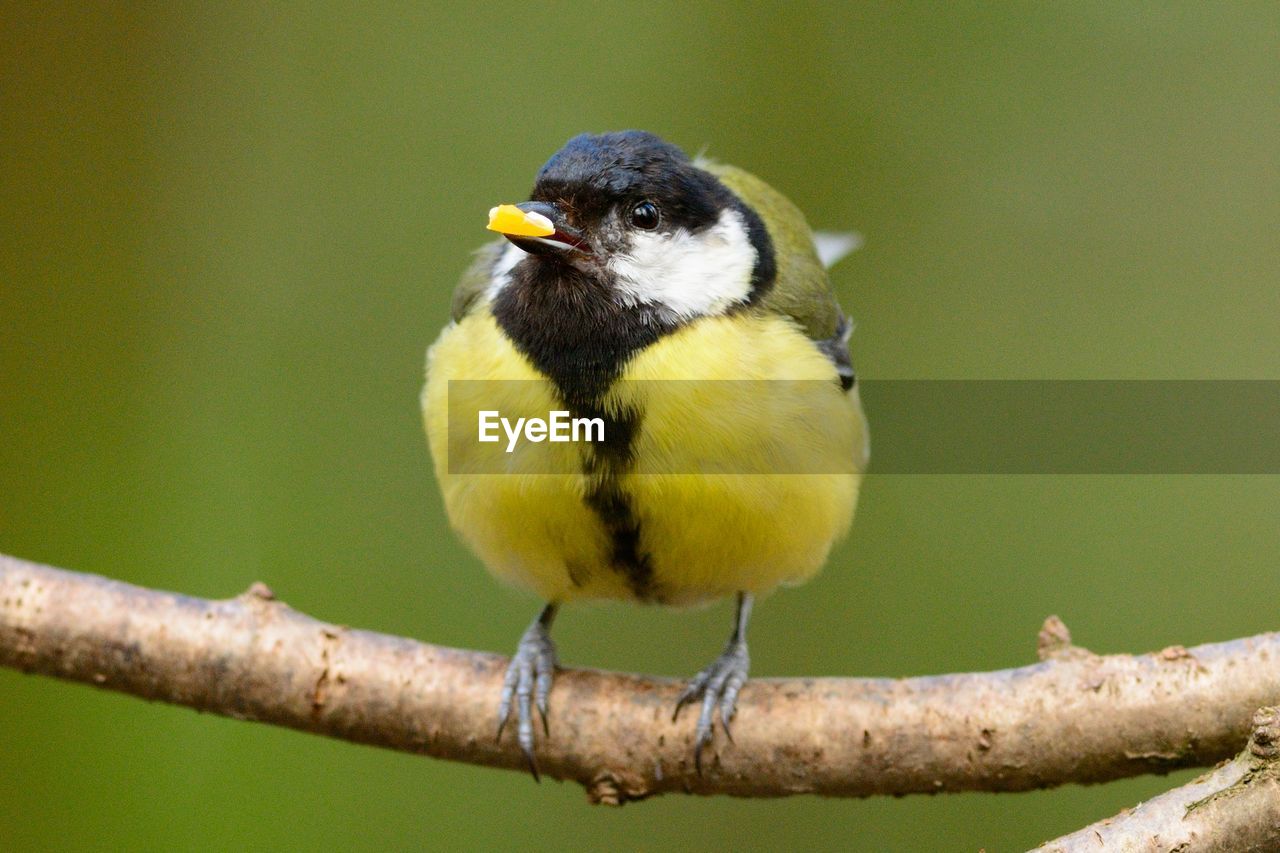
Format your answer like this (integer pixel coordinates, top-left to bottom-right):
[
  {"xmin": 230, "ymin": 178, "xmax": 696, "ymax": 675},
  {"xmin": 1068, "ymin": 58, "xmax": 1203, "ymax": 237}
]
[{"xmin": 485, "ymin": 131, "xmax": 776, "ymax": 320}]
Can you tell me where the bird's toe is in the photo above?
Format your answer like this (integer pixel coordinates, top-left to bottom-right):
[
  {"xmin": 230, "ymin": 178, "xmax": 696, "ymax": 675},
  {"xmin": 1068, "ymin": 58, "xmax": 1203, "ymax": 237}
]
[{"xmin": 675, "ymin": 639, "xmax": 750, "ymax": 774}]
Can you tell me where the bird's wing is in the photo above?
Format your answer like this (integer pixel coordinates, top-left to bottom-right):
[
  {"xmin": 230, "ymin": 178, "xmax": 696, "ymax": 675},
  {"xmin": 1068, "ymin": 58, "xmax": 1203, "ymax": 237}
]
[
  {"xmin": 700, "ymin": 161, "xmax": 859, "ymax": 388},
  {"xmin": 814, "ymin": 313, "xmax": 856, "ymax": 390},
  {"xmin": 450, "ymin": 240, "xmax": 506, "ymax": 322}
]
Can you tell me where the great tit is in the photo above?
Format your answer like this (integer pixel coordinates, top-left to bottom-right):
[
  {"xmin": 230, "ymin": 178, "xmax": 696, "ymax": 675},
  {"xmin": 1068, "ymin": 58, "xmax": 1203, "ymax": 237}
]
[{"xmin": 422, "ymin": 131, "xmax": 867, "ymax": 776}]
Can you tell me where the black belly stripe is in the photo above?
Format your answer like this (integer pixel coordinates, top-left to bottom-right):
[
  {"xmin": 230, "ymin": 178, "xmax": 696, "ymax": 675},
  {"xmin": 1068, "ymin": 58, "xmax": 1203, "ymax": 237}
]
[
  {"xmin": 577, "ymin": 403, "xmax": 654, "ymax": 600},
  {"xmin": 492, "ymin": 257, "xmax": 671, "ymax": 600},
  {"xmin": 583, "ymin": 474, "xmax": 652, "ymax": 598}
]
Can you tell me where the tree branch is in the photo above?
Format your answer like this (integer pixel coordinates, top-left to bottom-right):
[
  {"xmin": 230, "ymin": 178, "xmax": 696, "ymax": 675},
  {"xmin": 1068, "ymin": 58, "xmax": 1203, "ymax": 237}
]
[
  {"xmin": 1035, "ymin": 707, "xmax": 1280, "ymax": 851},
  {"xmin": 1, "ymin": 551, "xmax": 1276, "ymax": 805}
]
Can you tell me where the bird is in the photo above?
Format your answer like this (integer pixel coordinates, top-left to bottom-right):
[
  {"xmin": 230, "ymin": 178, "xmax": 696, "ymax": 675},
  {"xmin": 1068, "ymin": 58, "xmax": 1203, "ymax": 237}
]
[{"xmin": 421, "ymin": 131, "xmax": 867, "ymax": 777}]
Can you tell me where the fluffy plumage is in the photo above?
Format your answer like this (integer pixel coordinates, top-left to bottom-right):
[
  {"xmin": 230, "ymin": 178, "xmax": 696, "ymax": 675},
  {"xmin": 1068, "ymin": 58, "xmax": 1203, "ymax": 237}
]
[{"xmin": 421, "ymin": 131, "xmax": 867, "ymax": 772}]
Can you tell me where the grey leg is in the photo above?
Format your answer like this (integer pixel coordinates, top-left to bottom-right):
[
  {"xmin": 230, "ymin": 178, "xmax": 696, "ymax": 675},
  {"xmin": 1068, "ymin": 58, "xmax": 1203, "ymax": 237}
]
[
  {"xmin": 496, "ymin": 602, "xmax": 559, "ymax": 780},
  {"xmin": 673, "ymin": 592, "xmax": 753, "ymax": 774}
]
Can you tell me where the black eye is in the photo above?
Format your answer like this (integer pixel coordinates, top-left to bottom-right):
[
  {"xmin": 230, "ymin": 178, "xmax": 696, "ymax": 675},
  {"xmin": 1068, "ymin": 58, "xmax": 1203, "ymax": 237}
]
[{"xmin": 629, "ymin": 201, "xmax": 660, "ymax": 230}]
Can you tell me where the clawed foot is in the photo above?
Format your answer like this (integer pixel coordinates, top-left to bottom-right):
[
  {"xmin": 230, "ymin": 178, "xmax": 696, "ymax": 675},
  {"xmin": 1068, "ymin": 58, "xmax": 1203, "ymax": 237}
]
[
  {"xmin": 496, "ymin": 605, "xmax": 558, "ymax": 781},
  {"xmin": 672, "ymin": 637, "xmax": 750, "ymax": 774}
]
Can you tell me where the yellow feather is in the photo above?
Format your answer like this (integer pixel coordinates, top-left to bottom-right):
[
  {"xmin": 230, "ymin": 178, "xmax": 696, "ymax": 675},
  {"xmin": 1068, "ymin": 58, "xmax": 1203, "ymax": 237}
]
[{"xmin": 423, "ymin": 309, "xmax": 867, "ymax": 605}]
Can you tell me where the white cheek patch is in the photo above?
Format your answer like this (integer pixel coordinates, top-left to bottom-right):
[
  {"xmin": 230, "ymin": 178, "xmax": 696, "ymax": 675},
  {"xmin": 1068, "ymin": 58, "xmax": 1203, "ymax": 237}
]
[
  {"xmin": 608, "ymin": 208, "xmax": 757, "ymax": 318},
  {"xmin": 484, "ymin": 242, "xmax": 529, "ymax": 300}
]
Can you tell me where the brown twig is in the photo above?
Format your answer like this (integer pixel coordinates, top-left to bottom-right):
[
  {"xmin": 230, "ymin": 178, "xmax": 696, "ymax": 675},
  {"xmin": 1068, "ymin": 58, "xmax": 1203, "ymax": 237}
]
[
  {"xmin": 0, "ymin": 552, "xmax": 1276, "ymax": 805},
  {"xmin": 1035, "ymin": 707, "xmax": 1280, "ymax": 851}
]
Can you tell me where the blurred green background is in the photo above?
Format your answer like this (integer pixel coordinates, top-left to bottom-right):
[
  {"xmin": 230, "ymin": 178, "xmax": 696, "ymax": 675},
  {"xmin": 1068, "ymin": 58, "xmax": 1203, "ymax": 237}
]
[{"xmin": 3, "ymin": 2, "xmax": 1278, "ymax": 850}]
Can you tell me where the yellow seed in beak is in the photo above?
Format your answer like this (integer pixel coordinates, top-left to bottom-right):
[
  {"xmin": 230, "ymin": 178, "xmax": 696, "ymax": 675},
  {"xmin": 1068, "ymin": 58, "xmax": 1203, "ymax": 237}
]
[{"xmin": 486, "ymin": 204, "xmax": 555, "ymax": 237}]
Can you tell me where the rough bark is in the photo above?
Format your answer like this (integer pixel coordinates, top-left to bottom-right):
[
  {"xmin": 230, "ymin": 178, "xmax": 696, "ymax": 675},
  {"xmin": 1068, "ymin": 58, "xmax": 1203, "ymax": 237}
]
[
  {"xmin": 1, "ymin": 552, "xmax": 1277, "ymax": 806},
  {"xmin": 1035, "ymin": 707, "xmax": 1280, "ymax": 852}
]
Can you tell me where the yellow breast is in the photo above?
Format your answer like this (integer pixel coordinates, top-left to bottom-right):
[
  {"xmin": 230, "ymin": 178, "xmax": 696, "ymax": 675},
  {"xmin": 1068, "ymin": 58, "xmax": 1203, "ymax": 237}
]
[{"xmin": 422, "ymin": 309, "xmax": 866, "ymax": 605}]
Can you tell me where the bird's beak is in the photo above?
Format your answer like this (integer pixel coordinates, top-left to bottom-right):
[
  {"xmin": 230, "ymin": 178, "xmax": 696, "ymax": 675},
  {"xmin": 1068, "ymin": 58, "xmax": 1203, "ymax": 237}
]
[{"xmin": 486, "ymin": 201, "xmax": 592, "ymax": 255}]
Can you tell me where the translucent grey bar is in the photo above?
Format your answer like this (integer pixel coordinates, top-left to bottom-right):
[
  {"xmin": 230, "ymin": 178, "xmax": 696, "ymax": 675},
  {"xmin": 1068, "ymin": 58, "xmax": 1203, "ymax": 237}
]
[
  {"xmin": 441, "ymin": 380, "xmax": 1280, "ymax": 474},
  {"xmin": 863, "ymin": 380, "xmax": 1280, "ymax": 474}
]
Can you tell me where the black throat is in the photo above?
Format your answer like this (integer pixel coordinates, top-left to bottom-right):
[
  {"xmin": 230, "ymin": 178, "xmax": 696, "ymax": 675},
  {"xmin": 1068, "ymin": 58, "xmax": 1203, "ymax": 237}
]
[{"xmin": 491, "ymin": 258, "xmax": 679, "ymax": 408}]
